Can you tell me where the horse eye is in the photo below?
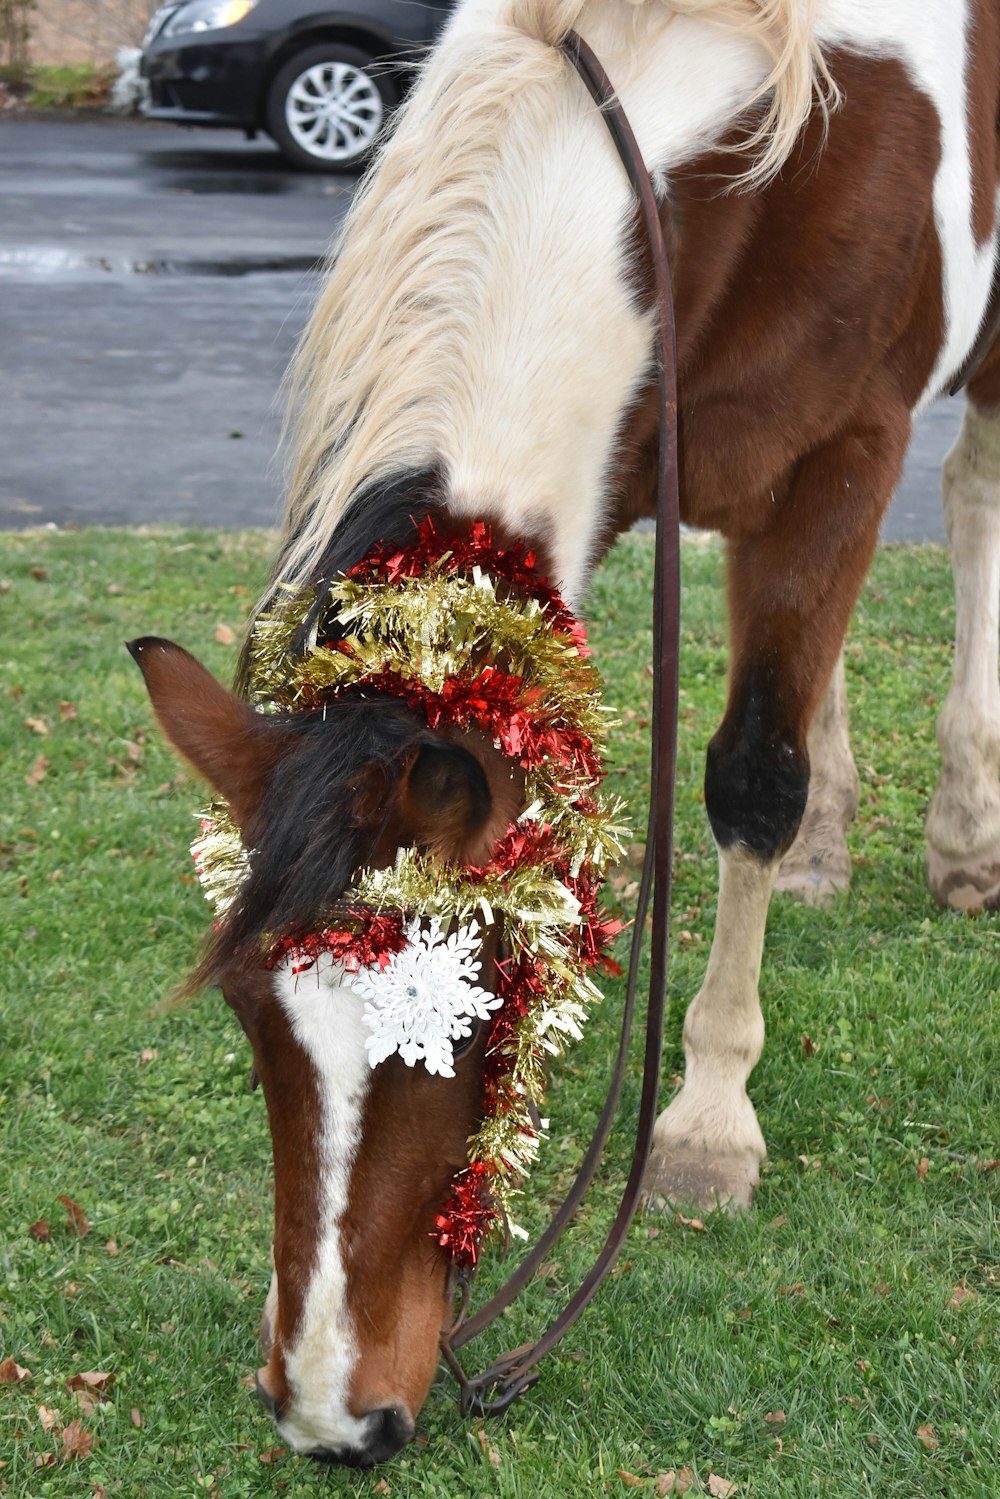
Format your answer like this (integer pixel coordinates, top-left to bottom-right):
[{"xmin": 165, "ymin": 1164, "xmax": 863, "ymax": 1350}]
[{"xmin": 451, "ymin": 1019, "xmax": 486, "ymax": 1062}]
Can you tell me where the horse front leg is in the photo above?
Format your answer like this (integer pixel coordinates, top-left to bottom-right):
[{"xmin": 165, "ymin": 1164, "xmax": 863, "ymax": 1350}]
[
  {"xmin": 645, "ymin": 414, "xmax": 907, "ymax": 1211},
  {"xmin": 926, "ymin": 399, "xmax": 1000, "ymax": 911}
]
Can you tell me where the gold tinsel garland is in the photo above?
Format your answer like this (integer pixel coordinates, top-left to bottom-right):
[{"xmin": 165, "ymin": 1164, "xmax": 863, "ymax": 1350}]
[{"xmin": 192, "ymin": 537, "xmax": 628, "ymax": 1245}]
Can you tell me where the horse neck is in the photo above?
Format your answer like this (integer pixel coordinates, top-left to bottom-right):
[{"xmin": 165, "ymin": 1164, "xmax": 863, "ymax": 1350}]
[{"xmin": 282, "ymin": 2, "xmax": 795, "ymax": 604}]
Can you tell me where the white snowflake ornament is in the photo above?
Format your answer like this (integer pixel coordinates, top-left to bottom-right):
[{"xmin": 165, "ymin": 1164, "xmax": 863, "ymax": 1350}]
[{"xmin": 348, "ymin": 916, "xmax": 502, "ymax": 1077}]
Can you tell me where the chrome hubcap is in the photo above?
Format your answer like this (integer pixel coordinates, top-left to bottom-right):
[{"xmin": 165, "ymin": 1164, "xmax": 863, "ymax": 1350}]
[{"xmin": 285, "ymin": 62, "xmax": 383, "ymax": 162}]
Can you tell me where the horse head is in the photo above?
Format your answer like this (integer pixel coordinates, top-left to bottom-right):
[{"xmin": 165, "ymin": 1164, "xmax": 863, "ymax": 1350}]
[{"xmin": 129, "ymin": 631, "xmax": 526, "ymax": 1462}]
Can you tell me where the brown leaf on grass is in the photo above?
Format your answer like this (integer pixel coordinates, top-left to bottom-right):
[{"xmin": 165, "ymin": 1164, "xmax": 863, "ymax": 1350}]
[
  {"xmin": 372, "ymin": 1482, "xmax": 392, "ymax": 1496},
  {"xmin": 0, "ymin": 1357, "xmax": 32, "ymax": 1383},
  {"xmin": 25, "ymin": 753, "xmax": 49, "ymax": 786},
  {"xmin": 979, "ymin": 1158, "xmax": 998, "ymax": 1173},
  {"xmin": 764, "ymin": 1410, "xmax": 786, "ymax": 1426},
  {"xmin": 35, "ymin": 1452, "xmax": 57, "ymax": 1468},
  {"xmin": 948, "ymin": 1281, "xmax": 978, "ymax": 1309},
  {"xmin": 616, "ymin": 1472, "xmax": 646, "ymax": 1489},
  {"xmin": 57, "ymin": 1196, "xmax": 90, "ymax": 1237},
  {"xmin": 259, "ymin": 1445, "xmax": 286, "ymax": 1464},
  {"xmin": 655, "ymin": 1469, "xmax": 695, "ymax": 1495},
  {"xmin": 916, "ymin": 1423, "xmax": 937, "ymax": 1450},
  {"xmin": 28, "ymin": 1219, "xmax": 51, "ymax": 1242},
  {"xmin": 31, "ymin": 566, "xmax": 47, "ymax": 581},
  {"xmin": 130, "ymin": 1407, "xmax": 143, "ymax": 1429},
  {"xmin": 105, "ymin": 1238, "xmax": 119, "ymax": 1257},
  {"xmin": 475, "ymin": 1428, "xmax": 502, "ymax": 1466},
  {"xmin": 214, "ymin": 622, "xmax": 236, "ymax": 645},
  {"xmin": 37, "ymin": 1405, "xmax": 60, "ymax": 1432},
  {"xmin": 0, "ymin": 577, "xmax": 10, "ymax": 592},
  {"xmin": 65, "ymin": 1373, "xmax": 114, "ymax": 1402},
  {"xmin": 777, "ymin": 1283, "xmax": 805, "ymax": 1297},
  {"xmin": 60, "ymin": 1418, "xmax": 93, "ymax": 1460},
  {"xmin": 708, "ymin": 1476, "xmax": 737, "ymax": 1497},
  {"xmin": 677, "ymin": 1213, "xmax": 706, "ymax": 1231},
  {"xmin": 106, "ymin": 583, "xmax": 126, "ymax": 596},
  {"xmin": 916, "ymin": 1157, "xmax": 930, "ymax": 1181},
  {"xmin": 140, "ymin": 1048, "xmax": 158, "ymax": 1064},
  {"xmin": 801, "ymin": 1035, "xmax": 816, "ymax": 1058},
  {"xmin": 25, "ymin": 716, "xmax": 48, "ymax": 735},
  {"xmin": 768, "ymin": 1216, "xmax": 788, "ymax": 1229},
  {"xmin": 58, "ymin": 700, "xmax": 77, "ymax": 723}
]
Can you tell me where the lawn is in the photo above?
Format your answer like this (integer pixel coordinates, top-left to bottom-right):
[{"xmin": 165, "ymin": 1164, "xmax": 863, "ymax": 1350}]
[{"xmin": 1, "ymin": 528, "xmax": 997, "ymax": 1499}]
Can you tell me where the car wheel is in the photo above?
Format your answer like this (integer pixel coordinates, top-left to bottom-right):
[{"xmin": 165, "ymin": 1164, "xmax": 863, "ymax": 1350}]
[{"xmin": 266, "ymin": 44, "xmax": 399, "ymax": 171}]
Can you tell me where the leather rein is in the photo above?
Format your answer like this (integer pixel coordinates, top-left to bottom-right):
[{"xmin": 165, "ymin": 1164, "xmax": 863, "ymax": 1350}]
[{"xmin": 438, "ymin": 30, "xmax": 682, "ymax": 1417}]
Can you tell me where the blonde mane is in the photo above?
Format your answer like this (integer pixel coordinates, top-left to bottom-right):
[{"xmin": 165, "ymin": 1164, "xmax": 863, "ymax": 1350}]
[{"xmin": 276, "ymin": 0, "xmax": 834, "ymax": 589}]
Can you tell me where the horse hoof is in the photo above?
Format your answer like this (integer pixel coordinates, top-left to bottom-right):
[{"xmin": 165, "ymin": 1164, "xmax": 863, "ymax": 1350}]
[
  {"xmin": 926, "ymin": 841, "xmax": 1000, "ymax": 912},
  {"xmin": 641, "ymin": 1143, "xmax": 760, "ymax": 1214}
]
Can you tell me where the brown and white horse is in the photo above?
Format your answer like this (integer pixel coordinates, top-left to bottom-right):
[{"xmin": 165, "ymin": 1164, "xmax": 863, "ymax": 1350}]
[{"xmin": 131, "ymin": 0, "xmax": 1000, "ymax": 1467}]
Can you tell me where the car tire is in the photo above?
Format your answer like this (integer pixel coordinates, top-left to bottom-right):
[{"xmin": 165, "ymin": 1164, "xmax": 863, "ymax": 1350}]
[{"xmin": 266, "ymin": 44, "xmax": 399, "ymax": 172}]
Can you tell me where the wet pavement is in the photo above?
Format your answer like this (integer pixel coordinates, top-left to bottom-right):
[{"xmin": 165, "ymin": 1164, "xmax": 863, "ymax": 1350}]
[{"xmin": 0, "ymin": 114, "xmax": 964, "ymax": 540}]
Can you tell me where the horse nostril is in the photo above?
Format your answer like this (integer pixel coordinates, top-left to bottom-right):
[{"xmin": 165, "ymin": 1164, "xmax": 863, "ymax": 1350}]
[
  {"xmin": 329, "ymin": 1404, "xmax": 415, "ymax": 1467},
  {"xmin": 254, "ymin": 1370, "xmax": 281, "ymax": 1418},
  {"xmin": 366, "ymin": 1404, "xmax": 415, "ymax": 1463}
]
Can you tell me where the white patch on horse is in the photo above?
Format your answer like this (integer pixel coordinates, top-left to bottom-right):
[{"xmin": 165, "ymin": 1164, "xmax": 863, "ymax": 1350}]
[
  {"xmin": 271, "ymin": 957, "xmax": 373, "ymax": 1457},
  {"xmin": 818, "ymin": 0, "xmax": 998, "ymax": 407}
]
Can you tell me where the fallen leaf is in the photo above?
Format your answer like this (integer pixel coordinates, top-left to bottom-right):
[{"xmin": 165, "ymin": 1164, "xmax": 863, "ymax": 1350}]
[
  {"xmin": 58, "ymin": 700, "xmax": 77, "ymax": 722},
  {"xmin": 801, "ymin": 1035, "xmax": 816, "ymax": 1058},
  {"xmin": 777, "ymin": 1283, "xmax": 805, "ymax": 1297},
  {"xmin": 475, "ymin": 1428, "xmax": 502, "ymax": 1466},
  {"xmin": 768, "ymin": 1216, "xmax": 787, "ymax": 1228},
  {"xmin": 259, "ymin": 1445, "xmax": 286, "ymax": 1463},
  {"xmin": 25, "ymin": 753, "xmax": 49, "ymax": 786},
  {"xmin": 0, "ymin": 1357, "xmax": 32, "ymax": 1384},
  {"xmin": 25, "ymin": 716, "xmax": 48, "ymax": 735},
  {"xmin": 37, "ymin": 1405, "xmax": 60, "ymax": 1432},
  {"xmin": 60, "ymin": 1418, "xmax": 93, "ymax": 1460},
  {"xmin": 980, "ymin": 1158, "xmax": 998, "ymax": 1174},
  {"xmin": 31, "ymin": 566, "xmax": 47, "ymax": 581},
  {"xmin": 0, "ymin": 577, "xmax": 9, "ymax": 592},
  {"xmin": 764, "ymin": 1410, "xmax": 786, "ymax": 1425},
  {"xmin": 130, "ymin": 1408, "xmax": 143, "ymax": 1429},
  {"xmin": 655, "ymin": 1469, "xmax": 695, "ymax": 1495},
  {"xmin": 916, "ymin": 1423, "xmax": 937, "ymax": 1450},
  {"xmin": 616, "ymin": 1472, "xmax": 646, "ymax": 1489},
  {"xmin": 677, "ymin": 1214, "xmax": 706, "ymax": 1231},
  {"xmin": 57, "ymin": 1196, "xmax": 90, "ymax": 1237},
  {"xmin": 214, "ymin": 622, "xmax": 235, "ymax": 646},
  {"xmin": 948, "ymin": 1282, "xmax": 978, "ymax": 1309},
  {"xmin": 35, "ymin": 1452, "xmax": 57, "ymax": 1468},
  {"xmin": 65, "ymin": 1373, "xmax": 114, "ymax": 1402},
  {"xmin": 140, "ymin": 1048, "xmax": 158, "ymax": 1064},
  {"xmin": 372, "ymin": 1482, "xmax": 391, "ymax": 1496},
  {"xmin": 106, "ymin": 583, "xmax": 125, "ymax": 596},
  {"xmin": 105, "ymin": 1238, "xmax": 119, "ymax": 1258},
  {"xmin": 28, "ymin": 1219, "xmax": 51, "ymax": 1242},
  {"xmin": 708, "ymin": 1476, "xmax": 737, "ymax": 1497},
  {"xmin": 916, "ymin": 1157, "xmax": 930, "ymax": 1181}
]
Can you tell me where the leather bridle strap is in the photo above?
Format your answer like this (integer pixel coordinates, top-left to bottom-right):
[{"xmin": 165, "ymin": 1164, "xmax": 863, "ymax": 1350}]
[{"xmin": 439, "ymin": 29, "xmax": 682, "ymax": 1417}]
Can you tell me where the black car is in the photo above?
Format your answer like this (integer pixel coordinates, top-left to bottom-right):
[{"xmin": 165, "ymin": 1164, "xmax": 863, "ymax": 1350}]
[{"xmin": 140, "ymin": 0, "xmax": 454, "ymax": 170}]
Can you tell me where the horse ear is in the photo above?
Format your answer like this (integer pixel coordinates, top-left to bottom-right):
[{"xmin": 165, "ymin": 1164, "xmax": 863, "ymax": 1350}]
[
  {"xmin": 397, "ymin": 731, "xmax": 524, "ymax": 864},
  {"xmin": 127, "ymin": 636, "xmax": 291, "ymax": 829}
]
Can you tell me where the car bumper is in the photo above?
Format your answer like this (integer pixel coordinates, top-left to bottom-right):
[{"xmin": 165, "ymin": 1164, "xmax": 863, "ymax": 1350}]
[{"xmin": 140, "ymin": 34, "xmax": 268, "ymax": 128}]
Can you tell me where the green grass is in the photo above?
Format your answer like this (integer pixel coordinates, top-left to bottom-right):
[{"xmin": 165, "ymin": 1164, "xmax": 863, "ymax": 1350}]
[{"xmin": 1, "ymin": 528, "xmax": 997, "ymax": 1498}]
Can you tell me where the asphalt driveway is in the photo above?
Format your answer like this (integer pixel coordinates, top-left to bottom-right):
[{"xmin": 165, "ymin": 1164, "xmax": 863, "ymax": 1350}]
[{"xmin": 0, "ymin": 113, "xmax": 964, "ymax": 540}]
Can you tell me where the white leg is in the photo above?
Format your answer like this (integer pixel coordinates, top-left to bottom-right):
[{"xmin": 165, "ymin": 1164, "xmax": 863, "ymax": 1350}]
[
  {"xmin": 644, "ymin": 849, "xmax": 772, "ymax": 1212},
  {"xmin": 774, "ymin": 650, "xmax": 860, "ymax": 904},
  {"xmin": 926, "ymin": 402, "xmax": 1000, "ymax": 911}
]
